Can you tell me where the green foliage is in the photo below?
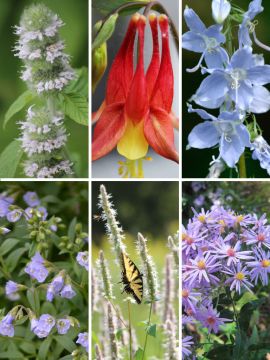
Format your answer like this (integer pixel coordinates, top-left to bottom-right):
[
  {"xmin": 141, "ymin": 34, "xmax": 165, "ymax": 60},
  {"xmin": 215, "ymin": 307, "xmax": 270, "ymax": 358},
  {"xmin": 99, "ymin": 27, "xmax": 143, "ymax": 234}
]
[
  {"xmin": 59, "ymin": 93, "xmax": 88, "ymax": 126},
  {"xmin": 93, "ymin": 0, "xmax": 149, "ymax": 15},
  {"xmin": 92, "ymin": 14, "xmax": 119, "ymax": 50},
  {"xmin": 0, "ymin": 140, "xmax": 24, "ymax": 178}
]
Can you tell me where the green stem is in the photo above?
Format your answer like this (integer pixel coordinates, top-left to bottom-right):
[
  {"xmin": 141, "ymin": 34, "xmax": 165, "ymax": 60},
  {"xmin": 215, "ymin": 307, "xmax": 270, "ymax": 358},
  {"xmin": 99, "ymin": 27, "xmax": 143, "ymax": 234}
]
[
  {"xmin": 138, "ymin": 159, "xmax": 144, "ymax": 178},
  {"xmin": 128, "ymin": 300, "xmax": 132, "ymax": 360},
  {"xmin": 142, "ymin": 302, "xmax": 153, "ymax": 360},
  {"xmin": 239, "ymin": 152, "xmax": 247, "ymax": 178},
  {"xmin": 0, "ymin": 255, "xmax": 11, "ymax": 279}
]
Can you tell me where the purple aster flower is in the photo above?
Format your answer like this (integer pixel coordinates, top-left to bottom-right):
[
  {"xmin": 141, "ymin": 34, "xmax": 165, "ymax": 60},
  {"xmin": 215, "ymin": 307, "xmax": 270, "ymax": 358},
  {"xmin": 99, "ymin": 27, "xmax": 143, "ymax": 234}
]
[
  {"xmin": 182, "ymin": 7, "xmax": 228, "ymax": 72},
  {"xmin": 246, "ymin": 225, "xmax": 270, "ymax": 249},
  {"xmin": 76, "ymin": 332, "xmax": 89, "ymax": 353},
  {"xmin": 0, "ymin": 195, "xmax": 14, "ymax": 217},
  {"xmin": 188, "ymin": 106, "xmax": 251, "ymax": 168},
  {"xmin": 212, "ymin": 0, "xmax": 231, "ymax": 24},
  {"xmin": 31, "ymin": 314, "xmax": 55, "ymax": 338},
  {"xmin": 194, "ymin": 195, "xmax": 205, "ymax": 207},
  {"xmin": 196, "ymin": 305, "xmax": 231, "ymax": 333},
  {"xmin": 60, "ymin": 284, "xmax": 76, "ymax": 299},
  {"xmin": 182, "ymin": 335, "xmax": 194, "ymax": 359},
  {"xmin": 210, "ymin": 238, "xmax": 253, "ymax": 267},
  {"xmin": 24, "ymin": 252, "xmax": 49, "ymax": 283},
  {"xmin": 223, "ymin": 263, "xmax": 253, "ymax": 294},
  {"xmin": 76, "ymin": 251, "xmax": 89, "ymax": 271},
  {"xmin": 0, "ymin": 314, "xmax": 15, "ymax": 337},
  {"xmin": 23, "ymin": 191, "xmax": 40, "ymax": 207},
  {"xmin": 56, "ymin": 319, "xmax": 71, "ymax": 335},
  {"xmin": 0, "ymin": 227, "xmax": 10, "ymax": 235},
  {"xmin": 182, "ymin": 223, "xmax": 207, "ymax": 255},
  {"xmin": 6, "ymin": 209, "xmax": 23, "ymax": 223},
  {"xmin": 247, "ymin": 248, "xmax": 270, "ymax": 286},
  {"xmin": 182, "ymin": 283, "xmax": 200, "ymax": 314},
  {"xmin": 183, "ymin": 252, "xmax": 220, "ymax": 286}
]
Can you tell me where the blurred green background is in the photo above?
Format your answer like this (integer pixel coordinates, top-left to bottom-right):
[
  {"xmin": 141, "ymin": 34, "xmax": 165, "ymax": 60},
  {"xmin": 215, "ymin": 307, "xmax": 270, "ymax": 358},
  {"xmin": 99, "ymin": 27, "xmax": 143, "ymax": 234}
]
[
  {"xmin": 92, "ymin": 181, "xmax": 179, "ymax": 358},
  {"xmin": 183, "ymin": 181, "xmax": 270, "ymax": 223},
  {"xmin": 182, "ymin": 0, "xmax": 270, "ymax": 178},
  {"xmin": 0, "ymin": 0, "xmax": 88, "ymax": 177}
]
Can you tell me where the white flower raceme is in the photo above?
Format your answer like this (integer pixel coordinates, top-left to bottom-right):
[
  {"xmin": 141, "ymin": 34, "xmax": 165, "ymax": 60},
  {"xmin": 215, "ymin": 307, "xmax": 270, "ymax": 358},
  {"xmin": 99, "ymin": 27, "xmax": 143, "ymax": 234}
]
[
  {"xmin": 18, "ymin": 106, "xmax": 73, "ymax": 178},
  {"xmin": 14, "ymin": 4, "xmax": 74, "ymax": 94}
]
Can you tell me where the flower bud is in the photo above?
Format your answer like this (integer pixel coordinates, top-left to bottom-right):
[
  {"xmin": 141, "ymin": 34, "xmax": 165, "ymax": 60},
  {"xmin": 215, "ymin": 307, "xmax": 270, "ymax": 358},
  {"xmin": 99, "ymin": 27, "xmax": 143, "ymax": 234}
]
[
  {"xmin": 92, "ymin": 42, "xmax": 107, "ymax": 92},
  {"xmin": 212, "ymin": 0, "xmax": 231, "ymax": 24}
]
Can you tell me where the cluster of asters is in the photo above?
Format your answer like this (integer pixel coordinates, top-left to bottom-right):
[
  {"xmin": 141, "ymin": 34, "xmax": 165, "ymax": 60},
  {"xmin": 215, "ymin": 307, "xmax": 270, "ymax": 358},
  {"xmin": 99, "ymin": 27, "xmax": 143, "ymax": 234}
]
[
  {"xmin": 14, "ymin": 3, "xmax": 74, "ymax": 178},
  {"xmin": 0, "ymin": 190, "xmax": 89, "ymax": 353},
  {"xmin": 182, "ymin": 205, "xmax": 270, "ymax": 358},
  {"xmin": 183, "ymin": 0, "xmax": 270, "ymax": 177},
  {"xmin": 92, "ymin": 12, "xmax": 178, "ymax": 165}
]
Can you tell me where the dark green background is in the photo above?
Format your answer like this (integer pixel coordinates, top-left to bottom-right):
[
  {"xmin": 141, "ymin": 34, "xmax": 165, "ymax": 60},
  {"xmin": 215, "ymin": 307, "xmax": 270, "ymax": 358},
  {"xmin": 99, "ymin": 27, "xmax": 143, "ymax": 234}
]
[
  {"xmin": 183, "ymin": 0, "xmax": 270, "ymax": 178},
  {"xmin": 0, "ymin": 0, "xmax": 88, "ymax": 177}
]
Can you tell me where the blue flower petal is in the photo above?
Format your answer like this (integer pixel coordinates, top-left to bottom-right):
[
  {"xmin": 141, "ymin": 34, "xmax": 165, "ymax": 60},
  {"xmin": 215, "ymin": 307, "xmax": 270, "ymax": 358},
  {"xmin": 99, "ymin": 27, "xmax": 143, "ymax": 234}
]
[
  {"xmin": 188, "ymin": 122, "xmax": 219, "ymax": 149},
  {"xmin": 230, "ymin": 47, "xmax": 253, "ymax": 69},
  {"xmin": 249, "ymin": 86, "xmax": 270, "ymax": 113},
  {"xmin": 229, "ymin": 81, "xmax": 253, "ymax": 111},
  {"xmin": 247, "ymin": 65, "xmax": 270, "ymax": 85},
  {"xmin": 184, "ymin": 7, "xmax": 206, "ymax": 33},
  {"xmin": 195, "ymin": 72, "xmax": 228, "ymax": 102},
  {"xmin": 182, "ymin": 31, "xmax": 205, "ymax": 53},
  {"xmin": 220, "ymin": 134, "xmax": 245, "ymax": 167},
  {"xmin": 204, "ymin": 25, "xmax": 226, "ymax": 44}
]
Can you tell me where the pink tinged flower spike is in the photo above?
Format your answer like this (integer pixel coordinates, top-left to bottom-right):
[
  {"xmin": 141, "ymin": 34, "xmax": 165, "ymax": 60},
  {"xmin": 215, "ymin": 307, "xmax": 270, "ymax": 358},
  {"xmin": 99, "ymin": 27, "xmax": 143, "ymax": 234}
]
[
  {"xmin": 144, "ymin": 15, "xmax": 179, "ymax": 163},
  {"xmin": 146, "ymin": 13, "xmax": 160, "ymax": 97}
]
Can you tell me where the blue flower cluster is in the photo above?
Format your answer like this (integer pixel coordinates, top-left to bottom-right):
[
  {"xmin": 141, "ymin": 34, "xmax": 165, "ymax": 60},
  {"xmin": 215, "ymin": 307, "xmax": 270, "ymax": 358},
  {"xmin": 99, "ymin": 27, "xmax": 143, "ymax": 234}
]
[{"xmin": 183, "ymin": 0, "xmax": 270, "ymax": 176}]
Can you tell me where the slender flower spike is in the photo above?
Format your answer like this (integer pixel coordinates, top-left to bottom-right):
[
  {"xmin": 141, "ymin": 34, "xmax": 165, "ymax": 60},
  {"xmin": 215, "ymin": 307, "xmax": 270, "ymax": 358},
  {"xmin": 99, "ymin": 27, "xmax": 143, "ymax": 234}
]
[
  {"xmin": 212, "ymin": 0, "xmax": 231, "ymax": 24},
  {"xmin": 136, "ymin": 232, "xmax": 159, "ymax": 302},
  {"xmin": 96, "ymin": 250, "xmax": 114, "ymax": 300},
  {"xmin": 92, "ymin": 14, "xmax": 178, "ymax": 163}
]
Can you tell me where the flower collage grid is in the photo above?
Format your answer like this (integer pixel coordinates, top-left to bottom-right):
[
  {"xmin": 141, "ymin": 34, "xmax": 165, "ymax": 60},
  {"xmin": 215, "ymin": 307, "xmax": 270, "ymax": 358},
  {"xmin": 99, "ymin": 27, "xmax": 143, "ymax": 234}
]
[{"xmin": 1, "ymin": 0, "xmax": 270, "ymax": 359}]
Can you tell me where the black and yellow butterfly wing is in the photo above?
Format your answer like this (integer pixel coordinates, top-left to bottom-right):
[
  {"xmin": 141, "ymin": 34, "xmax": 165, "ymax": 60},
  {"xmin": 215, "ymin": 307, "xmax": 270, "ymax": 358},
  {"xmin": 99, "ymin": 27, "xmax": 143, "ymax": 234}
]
[{"xmin": 121, "ymin": 252, "xmax": 143, "ymax": 304}]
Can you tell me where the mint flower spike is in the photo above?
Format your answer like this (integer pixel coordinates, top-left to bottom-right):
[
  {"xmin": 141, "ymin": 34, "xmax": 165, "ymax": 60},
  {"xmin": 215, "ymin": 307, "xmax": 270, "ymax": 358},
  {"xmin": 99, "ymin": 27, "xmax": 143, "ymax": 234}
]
[
  {"xmin": 98, "ymin": 185, "xmax": 126, "ymax": 266},
  {"xmin": 163, "ymin": 254, "xmax": 175, "ymax": 322},
  {"xmin": 163, "ymin": 318, "xmax": 179, "ymax": 360},
  {"xmin": 136, "ymin": 232, "xmax": 159, "ymax": 302},
  {"xmin": 212, "ymin": 0, "xmax": 231, "ymax": 24},
  {"xmin": 105, "ymin": 303, "xmax": 119, "ymax": 359},
  {"xmin": 96, "ymin": 250, "xmax": 114, "ymax": 300},
  {"xmin": 95, "ymin": 344, "xmax": 104, "ymax": 360},
  {"xmin": 168, "ymin": 233, "xmax": 179, "ymax": 269},
  {"xmin": 14, "ymin": 3, "xmax": 74, "ymax": 94},
  {"xmin": 14, "ymin": 3, "xmax": 75, "ymax": 178}
]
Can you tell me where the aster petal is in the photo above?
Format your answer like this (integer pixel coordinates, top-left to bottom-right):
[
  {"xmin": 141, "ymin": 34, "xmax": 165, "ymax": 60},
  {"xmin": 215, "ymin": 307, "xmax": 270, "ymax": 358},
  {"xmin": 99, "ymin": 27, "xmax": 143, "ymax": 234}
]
[
  {"xmin": 144, "ymin": 107, "xmax": 179, "ymax": 163},
  {"xmin": 188, "ymin": 121, "xmax": 219, "ymax": 149},
  {"xmin": 92, "ymin": 103, "xmax": 126, "ymax": 161}
]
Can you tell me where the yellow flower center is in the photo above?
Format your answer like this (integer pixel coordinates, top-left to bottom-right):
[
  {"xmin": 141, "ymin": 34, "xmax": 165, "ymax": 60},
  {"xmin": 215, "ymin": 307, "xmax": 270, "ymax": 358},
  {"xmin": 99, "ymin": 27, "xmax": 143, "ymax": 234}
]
[
  {"xmin": 236, "ymin": 272, "xmax": 245, "ymax": 280},
  {"xmin": 198, "ymin": 215, "xmax": 206, "ymax": 223},
  {"xmin": 261, "ymin": 259, "xmax": 270, "ymax": 268},
  {"xmin": 219, "ymin": 219, "xmax": 226, "ymax": 226},
  {"xmin": 236, "ymin": 215, "xmax": 244, "ymax": 223},
  {"xmin": 197, "ymin": 260, "xmax": 206, "ymax": 269}
]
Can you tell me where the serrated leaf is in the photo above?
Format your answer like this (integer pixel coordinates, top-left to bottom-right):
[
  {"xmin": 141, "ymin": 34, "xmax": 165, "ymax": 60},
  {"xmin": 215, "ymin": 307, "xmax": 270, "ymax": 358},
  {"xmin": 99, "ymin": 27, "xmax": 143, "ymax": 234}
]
[
  {"xmin": 92, "ymin": 14, "xmax": 119, "ymax": 50},
  {"xmin": 54, "ymin": 335, "xmax": 76, "ymax": 352},
  {"xmin": 0, "ymin": 238, "xmax": 20, "ymax": 256},
  {"xmin": 59, "ymin": 93, "xmax": 88, "ymax": 126},
  {"xmin": 4, "ymin": 90, "xmax": 34, "ymax": 128},
  {"xmin": 64, "ymin": 67, "xmax": 88, "ymax": 98},
  {"xmin": 0, "ymin": 140, "xmax": 23, "ymax": 178},
  {"xmin": 147, "ymin": 324, "xmax": 156, "ymax": 337},
  {"xmin": 38, "ymin": 337, "xmax": 52, "ymax": 360}
]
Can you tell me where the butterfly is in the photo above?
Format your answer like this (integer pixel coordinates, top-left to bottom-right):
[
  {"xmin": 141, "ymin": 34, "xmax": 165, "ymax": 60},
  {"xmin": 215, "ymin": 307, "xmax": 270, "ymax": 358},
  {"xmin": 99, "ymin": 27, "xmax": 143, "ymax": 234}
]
[{"xmin": 120, "ymin": 252, "xmax": 143, "ymax": 304}]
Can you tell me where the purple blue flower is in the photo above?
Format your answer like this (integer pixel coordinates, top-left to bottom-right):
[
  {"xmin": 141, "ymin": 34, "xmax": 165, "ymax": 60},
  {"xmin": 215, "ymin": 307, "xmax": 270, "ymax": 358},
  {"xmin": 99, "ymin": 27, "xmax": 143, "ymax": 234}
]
[
  {"xmin": 76, "ymin": 332, "xmax": 89, "ymax": 353},
  {"xmin": 6, "ymin": 209, "xmax": 23, "ymax": 223},
  {"xmin": 196, "ymin": 305, "xmax": 231, "ymax": 333},
  {"xmin": 60, "ymin": 284, "xmax": 76, "ymax": 299},
  {"xmin": 0, "ymin": 195, "xmax": 13, "ymax": 217},
  {"xmin": 76, "ymin": 251, "xmax": 89, "ymax": 271},
  {"xmin": 23, "ymin": 191, "xmax": 40, "ymax": 207},
  {"xmin": 24, "ymin": 252, "xmax": 49, "ymax": 283},
  {"xmin": 46, "ymin": 274, "xmax": 65, "ymax": 302},
  {"xmin": 0, "ymin": 314, "xmax": 15, "ymax": 337},
  {"xmin": 31, "ymin": 314, "xmax": 55, "ymax": 338},
  {"xmin": 56, "ymin": 319, "xmax": 71, "ymax": 335}
]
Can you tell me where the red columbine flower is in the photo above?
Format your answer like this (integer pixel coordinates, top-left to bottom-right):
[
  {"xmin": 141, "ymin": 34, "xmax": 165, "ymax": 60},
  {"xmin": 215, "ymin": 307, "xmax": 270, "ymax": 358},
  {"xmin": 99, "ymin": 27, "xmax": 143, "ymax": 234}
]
[{"xmin": 92, "ymin": 13, "xmax": 179, "ymax": 163}]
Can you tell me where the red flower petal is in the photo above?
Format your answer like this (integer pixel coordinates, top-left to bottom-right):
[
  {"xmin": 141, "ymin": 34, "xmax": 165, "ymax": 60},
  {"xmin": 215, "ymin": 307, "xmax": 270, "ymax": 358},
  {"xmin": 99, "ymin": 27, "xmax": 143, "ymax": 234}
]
[
  {"xmin": 92, "ymin": 102, "xmax": 126, "ymax": 160},
  {"xmin": 146, "ymin": 13, "xmax": 160, "ymax": 97},
  {"xmin": 144, "ymin": 107, "xmax": 179, "ymax": 163},
  {"xmin": 150, "ymin": 15, "xmax": 174, "ymax": 113},
  {"xmin": 105, "ymin": 14, "xmax": 139, "ymax": 105},
  {"xmin": 125, "ymin": 16, "xmax": 149, "ymax": 124},
  {"xmin": 92, "ymin": 100, "xmax": 106, "ymax": 125}
]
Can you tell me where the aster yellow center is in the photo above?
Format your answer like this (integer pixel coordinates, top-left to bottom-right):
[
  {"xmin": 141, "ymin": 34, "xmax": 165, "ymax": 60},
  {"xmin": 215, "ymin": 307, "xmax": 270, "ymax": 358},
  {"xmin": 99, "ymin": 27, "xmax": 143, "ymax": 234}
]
[
  {"xmin": 236, "ymin": 272, "xmax": 245, "ymax": 280},
  {"xmin": 261, "ymin": 259, "xmax": 270, "ymax": 268},
  {"xmin": 236, "ymin": 215, "xmax": 244, "ymax": 223},
  {"xmin": 197, "ymin": 260, "xmax": 206, "ymax": 269},
  {"xmin": 198, "ymin": 215, "xmax": 206, "ymax": 223},
  {"xmin": 219, "ymin": 219, "xmax": 226, "ymax": 226}
]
